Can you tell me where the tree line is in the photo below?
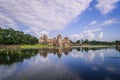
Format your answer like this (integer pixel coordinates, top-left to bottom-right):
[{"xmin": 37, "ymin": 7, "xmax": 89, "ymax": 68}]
[
  {"xmin": 72, "ymin": 39, "xmax": 120, "ymax": 45},
  {"xmin": 0, "ymin": 28, "xmax": 38, "ymax": 45}
]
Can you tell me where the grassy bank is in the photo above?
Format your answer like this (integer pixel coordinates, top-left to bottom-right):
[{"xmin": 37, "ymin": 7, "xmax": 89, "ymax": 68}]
[
  {"xmin": 20, "ymin": 44, "xmax": 115, "ymax": 49},
  {"xmin": 20, "ymin": 44, "xmax": 53, "ymax": 49},
  {"xmin": 1, "ymin": 44, "xmax": 115, "ymax": 50}
]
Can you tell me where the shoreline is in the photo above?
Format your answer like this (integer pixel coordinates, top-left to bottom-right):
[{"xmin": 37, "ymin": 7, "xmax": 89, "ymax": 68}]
[
  {"xmin": 20, "ymin": 44, "xmax": 115, "ymax": 49},
  {"xmin": 69, "ymin": 45, "xmax": 115, "ymax": 48},
  {"xmin": 0, "ymin": 44, "xmax": 116, "ymax": 50}
]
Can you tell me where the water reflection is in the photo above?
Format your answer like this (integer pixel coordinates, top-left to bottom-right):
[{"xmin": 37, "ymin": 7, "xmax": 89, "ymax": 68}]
[
  {"xmin": 0, "ymin": 47, "xmax": 112, "ymax": 65},
  {"xmin": 0, "ymin": 49, "xmax": 38, "ymax": 65},
  {"xmin": 75, "ymin": 47, "xmax": 112, "ymax": 52},
  {"xmin": 0, "ymin": 47, "xmax": 120, "ymax": 80},
  {"xmin": 39, "ymin": 48, "xmax": 72, "ymax": 58},
  {"xmin": 116, "ymin": 47, "xmax": 120, "ymax": 52}
]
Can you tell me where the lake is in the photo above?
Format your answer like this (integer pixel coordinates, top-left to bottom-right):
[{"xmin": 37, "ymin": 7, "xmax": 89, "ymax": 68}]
[{"xmin": 0, "ymin": 47, "xmax": 120, "ymax": 80}]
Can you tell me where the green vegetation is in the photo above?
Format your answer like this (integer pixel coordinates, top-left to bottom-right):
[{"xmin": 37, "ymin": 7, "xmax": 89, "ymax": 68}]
[
  {"xmin": 72, "ymin": 39, "xmax": 120, "ymax": 46},
  {"xmin": 21, "ymin": 44, "xmax": 53, "ymax": 49},
  {"xmin": 0, "ymin": 28, "xmax": 38, "ymax": 44}
]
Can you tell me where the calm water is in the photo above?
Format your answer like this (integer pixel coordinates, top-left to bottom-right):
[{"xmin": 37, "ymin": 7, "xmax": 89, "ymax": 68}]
[{"xmin": 0, "ymin": 47, "xmax": 120, "ymax": 80}]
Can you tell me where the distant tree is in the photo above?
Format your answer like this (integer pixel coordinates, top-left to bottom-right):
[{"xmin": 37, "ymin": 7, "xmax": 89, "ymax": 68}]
[
  {"xmin": 0, "ymin": 28, "xmax": 4, "ymax": 44},
  {"xmin": 115, "ymin": 40, "xmax": 120, "ymax": 45},
  {"xmin": 75, "ymin": 39, "xmax": 116, "ymax": 45},
  {"xmin": 76, "ymin": 40, "xmax": 80, "ymax": 44},
  {"xmin": 83, "ymin": 39, "xmax": 89, "ymax": 44}
]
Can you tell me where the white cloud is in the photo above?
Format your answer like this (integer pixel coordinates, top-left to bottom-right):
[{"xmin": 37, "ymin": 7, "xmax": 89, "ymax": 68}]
[
  {"xmin": 83, "ymin": 28, "xmax": 101, "ymax": 40},
  {"xmin": 0, "ymin": 0, "xmax": 92, "ymax": 37},
  {"xmin": 70, "ymin": 28, "xmax": 101, "ymax": 41},
  {"xmin": 89, "ymin": 21, "xmax": 97, "ymax": 25},
  {"xmin": 70, "ymin": 33, "xmax": 84, "ymax": 41},
  {"xmin": 86, "ymin": 32, "xmax": 95, "ymax": 40},
  {"xmin": 96, "ymin": 0, "xmax": 120, "ymax": 14},
  {"xmin": 88, "ymin": 18, "xmax": 118, "ymax": 29},
  {"xmin": 99, "ymin": 32, "xmax": 103, "ymax": 40},
  {"xmin": 102, "ymin": 19, "xmax": 117, "ymax": 25},
  {"xmin": 0, "ymin": 13, "xmax": 18, "ymax": 29},
  {"xmin": 90, "ymin": 18, "xmax": 119, "ymax": 29},
  {"xmin": 39, "ymin": 31, "xmax": 49, "ymax": 36},
  {"xmin": 70, "ymin": 18, "xmax": 119, "ymax": 41},
  {"xmin": 83, "ymin": 28, "xmax": 102, "ymax": 33},
  {"xmin": 83, "ymin": 28, "xmax": 102, "ymax": 40}
]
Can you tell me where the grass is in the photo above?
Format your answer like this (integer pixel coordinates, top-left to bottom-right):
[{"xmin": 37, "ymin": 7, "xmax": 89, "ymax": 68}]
[
  {"xmin": 20, "ymin": 44, "xmax": 115, "ymax": 49},
  {"xmin": 20, "ymin": 44, "xmax": 53, "ymax": 49}
]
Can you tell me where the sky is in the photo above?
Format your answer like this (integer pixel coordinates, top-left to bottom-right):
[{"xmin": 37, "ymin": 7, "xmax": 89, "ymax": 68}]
[{"xmin": 0, "ymin": 0, "xmax": 120, "ymax": 41}]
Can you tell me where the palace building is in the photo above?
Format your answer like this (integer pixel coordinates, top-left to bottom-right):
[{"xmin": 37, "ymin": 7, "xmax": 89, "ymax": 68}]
[{"xmin": 39, "ymin": 34, "xmax": 71, "ymax": 47}]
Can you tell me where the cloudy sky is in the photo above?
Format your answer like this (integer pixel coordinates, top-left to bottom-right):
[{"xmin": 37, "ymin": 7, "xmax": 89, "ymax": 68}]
[{"xmin": 0, "ymin": 0, "xmax": 120, "ymax": 41}]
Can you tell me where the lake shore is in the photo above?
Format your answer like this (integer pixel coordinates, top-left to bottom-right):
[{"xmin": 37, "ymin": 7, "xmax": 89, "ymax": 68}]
[
  {"xmin": 70, "ymin": 45, "xmax": 115, "ymax": 48},
  {"xmin": 0, "ymin": 44, "xmax": 116, "ymax": 50},
  {"xmin": 0, "ymin": 45, "xmax": 20, "ymax": 50},
  {"xmin": 20, "ymin": 44, "xmax": 115, "ymax": 49}
]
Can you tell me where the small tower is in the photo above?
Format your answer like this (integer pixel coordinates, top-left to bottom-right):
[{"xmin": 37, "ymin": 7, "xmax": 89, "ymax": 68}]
[
  {"xmin": 43, "ymin": 34, "xmax": 48, "ymax": 42},
  {"xmin": 57, "ymin": 34, "xmax": 62, "ymax": 40},
  {"xmin": 64, "ymin": 36, "xmax": 69, "ymax": 40},
  {"xmin": 39, "ymin": 37, "xmax": 44, "ymax": 44},
  {"xmin": 57, "ymin": 34, "xmax": 62, "ymax": 47}
]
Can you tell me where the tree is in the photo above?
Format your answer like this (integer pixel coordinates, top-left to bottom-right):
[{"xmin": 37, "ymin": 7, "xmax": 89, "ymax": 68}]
[
  {"xmin": 0, "ymin": 28, "xmax": 4, "ymax": 44},
  {"xmin": 115, "ymin": 40, "xmax": 120, "ymax": 44},
  {"xmin": 83, "ymin": 39, "xmax": 89, "ymax": 44},
  {"xmin": 76, "ymin": 40, "xmax": 80, "ymax": 44},
  {"xmin": 0, "ymin": 28, "xmax": 38, "ymax": 44}
]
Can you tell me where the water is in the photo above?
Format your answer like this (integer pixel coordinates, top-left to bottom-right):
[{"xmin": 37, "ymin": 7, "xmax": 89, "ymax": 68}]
[{"xmin": 0, "ymin": 47, "xmax": 120, "ymax": 80}]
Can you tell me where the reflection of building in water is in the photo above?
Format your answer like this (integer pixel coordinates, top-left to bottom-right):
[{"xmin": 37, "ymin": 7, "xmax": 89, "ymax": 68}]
[
  {"xmin": 38, "ymin": 48, "xmax": 72, "ymax": 58},
  {"xmin": 39, "ymin": 34, "xmax": 71, "ymax": 47}
]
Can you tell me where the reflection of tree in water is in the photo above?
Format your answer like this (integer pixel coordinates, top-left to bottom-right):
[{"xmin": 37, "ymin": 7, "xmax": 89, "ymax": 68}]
[
  {"xmin": 116, "ymin": 46, "xmax": 120, "ymax": 52},
  {"xmin": 0, "ymin": 47, "xmax": 113, "ymax": 65},
  {"xmin": 76, "ymin": 47, "xmax": 111, "ymax": 52},
  {"xmin": 0, "ymin": 48, "xmax": 72, "ymax": 65},
  {"xmin": 0, "ymin": 49, "xmax": 38, "ymax": 65},
  {"xmin": 76, "ymin": 48, "xmax": 81, "ymax": 51},
  {"xmin": 39, "ymin": 48, "xmax": 72, "ymax": 58}
]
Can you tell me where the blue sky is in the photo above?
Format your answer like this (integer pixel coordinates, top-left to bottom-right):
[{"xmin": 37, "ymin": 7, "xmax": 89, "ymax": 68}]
[{"xmin": 0, "ymin": 0, "xmax": 120, "ymax": 41}]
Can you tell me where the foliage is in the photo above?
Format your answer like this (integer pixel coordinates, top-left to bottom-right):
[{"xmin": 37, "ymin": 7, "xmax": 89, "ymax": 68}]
[
  {"xmin": 0, "ymin": 28, "xmax": 38, "ymax": 44},
  {"xmin": 72, "ymin": 39, "xmax": 120, "ymax": 45},
  {"xmin": 21, "ymin": 44, "xmax": 53, "ymax": 49},
  {"xmin": 115, "ymin": 40, "xmax": 120, "ymax": 44}
]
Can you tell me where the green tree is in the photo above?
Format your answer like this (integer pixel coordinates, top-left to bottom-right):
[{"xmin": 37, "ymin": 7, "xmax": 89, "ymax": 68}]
[
  {"xmin": 0, "ymin": 28, "xmax": 38, "ymax": 44},
  {"xmin": 76, "ymin": 40, "xmax": 80, "ymax": 44}
]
